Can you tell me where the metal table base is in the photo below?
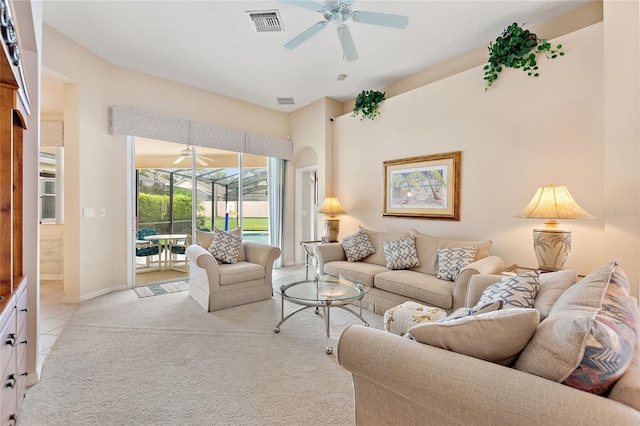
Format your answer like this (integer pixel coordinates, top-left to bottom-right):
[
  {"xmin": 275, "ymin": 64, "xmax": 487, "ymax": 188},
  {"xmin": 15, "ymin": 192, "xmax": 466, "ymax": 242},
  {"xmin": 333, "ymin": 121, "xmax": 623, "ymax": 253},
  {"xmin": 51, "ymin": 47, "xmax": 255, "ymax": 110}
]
[{"xmin": 273, "ymin": 294, "xmax": 370, "ymax": 354}]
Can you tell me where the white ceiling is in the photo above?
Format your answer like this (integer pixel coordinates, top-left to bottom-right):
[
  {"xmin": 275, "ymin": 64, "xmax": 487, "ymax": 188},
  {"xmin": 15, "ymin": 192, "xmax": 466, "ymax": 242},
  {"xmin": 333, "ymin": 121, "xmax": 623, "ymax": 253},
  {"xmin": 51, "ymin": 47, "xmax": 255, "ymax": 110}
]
[{"xmin": 42, "ymin": 0, "xmax": 591, "ymax": 113}]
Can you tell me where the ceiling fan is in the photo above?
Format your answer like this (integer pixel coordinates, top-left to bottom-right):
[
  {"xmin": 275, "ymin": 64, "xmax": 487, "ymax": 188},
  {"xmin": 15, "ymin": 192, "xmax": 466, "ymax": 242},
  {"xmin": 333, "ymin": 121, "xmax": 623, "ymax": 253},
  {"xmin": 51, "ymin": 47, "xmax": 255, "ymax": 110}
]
[
  {"xmin": 283, "ymin": 0, "xmax": 409, "ymax": 62},
  {"xmin": 166, "ymin": 145, "xmax": 215, "ymax": 167}
]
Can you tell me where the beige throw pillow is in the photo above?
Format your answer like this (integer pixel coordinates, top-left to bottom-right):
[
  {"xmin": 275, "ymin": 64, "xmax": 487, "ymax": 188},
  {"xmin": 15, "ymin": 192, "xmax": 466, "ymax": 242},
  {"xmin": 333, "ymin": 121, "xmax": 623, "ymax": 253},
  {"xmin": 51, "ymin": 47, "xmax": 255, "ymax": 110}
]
[
  {"xmin": 534, "ymin": 269, "xmax": 578, "ymax": 320},
  {"xmin": 408, "ymin": 308, "xmax": 540, "ymax": 365}
]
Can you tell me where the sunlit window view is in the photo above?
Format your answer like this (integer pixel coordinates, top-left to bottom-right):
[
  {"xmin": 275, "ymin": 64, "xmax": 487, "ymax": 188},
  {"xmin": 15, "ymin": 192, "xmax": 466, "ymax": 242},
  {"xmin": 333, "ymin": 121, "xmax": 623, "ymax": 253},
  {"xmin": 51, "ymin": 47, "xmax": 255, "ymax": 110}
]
[{"xmin": 135, "ymin": 139, "xmax": 269, "ymax": 285}]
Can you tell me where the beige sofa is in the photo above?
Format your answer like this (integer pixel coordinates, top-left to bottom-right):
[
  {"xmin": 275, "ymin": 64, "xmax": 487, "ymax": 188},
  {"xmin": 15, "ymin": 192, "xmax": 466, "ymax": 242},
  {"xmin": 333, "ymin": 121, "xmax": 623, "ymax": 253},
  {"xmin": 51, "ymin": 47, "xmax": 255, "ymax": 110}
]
[
  {"xmin": 314, "ymin": 227, "xmax": 505, "ymax": 314},
  {"xmin": 338, "ymin": 264, "xmax": 640, "ymax": 425},
  {"xmin": 186, "ymin": 238, "xmax": 280, "ymax": 312}
]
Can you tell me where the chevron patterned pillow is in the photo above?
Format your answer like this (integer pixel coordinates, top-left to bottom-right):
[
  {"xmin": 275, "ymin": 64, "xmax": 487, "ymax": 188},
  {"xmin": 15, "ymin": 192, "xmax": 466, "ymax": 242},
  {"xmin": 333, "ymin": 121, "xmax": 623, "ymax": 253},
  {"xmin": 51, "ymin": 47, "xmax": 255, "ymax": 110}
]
[
  {"xmin": 437, "ymin": 247, "xmax": 477, "ymax": 281},
  {"xmin": 341, "ymin": 229, "xmax": 376, "ymax": 262},
  {"xmin": 383, "ymin": 236, "xmax": 420, "ymax": 270},
  {"xmin": 208, "ymin": 228, "xmax": 242, "ymax": 264},
  {"xmin": 477, "ymin": 271, "xmax": 540, "ymax": 308}
]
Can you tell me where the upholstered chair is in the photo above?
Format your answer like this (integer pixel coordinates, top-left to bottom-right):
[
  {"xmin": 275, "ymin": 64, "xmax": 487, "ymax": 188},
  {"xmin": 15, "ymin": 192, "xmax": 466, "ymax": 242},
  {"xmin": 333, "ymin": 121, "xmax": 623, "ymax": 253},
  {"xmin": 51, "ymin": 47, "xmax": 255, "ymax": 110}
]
[{"xmin": 186, "ymin": 230, "xmax": 280, "ymax": 312}]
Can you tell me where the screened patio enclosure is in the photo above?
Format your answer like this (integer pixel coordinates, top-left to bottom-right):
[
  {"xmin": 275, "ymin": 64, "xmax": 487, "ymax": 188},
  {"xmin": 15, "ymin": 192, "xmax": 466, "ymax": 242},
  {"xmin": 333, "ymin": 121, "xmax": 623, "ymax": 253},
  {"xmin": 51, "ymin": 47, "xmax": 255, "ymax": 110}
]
[{"xmin": 136, "ymin": 166, "xmax": 269, "ymax": 242}]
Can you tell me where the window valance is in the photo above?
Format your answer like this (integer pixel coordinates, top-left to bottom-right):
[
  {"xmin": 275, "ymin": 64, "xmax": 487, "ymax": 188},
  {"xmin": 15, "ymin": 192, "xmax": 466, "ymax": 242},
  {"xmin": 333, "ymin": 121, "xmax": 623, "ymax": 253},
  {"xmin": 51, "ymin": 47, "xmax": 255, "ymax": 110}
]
[
  {"xmin": 41, "ymin": 121, "xmax": 64, "ymax": 147},
  {"xmin": 109, "ymin": 105, "xmax": 292, "ymax": 160}
]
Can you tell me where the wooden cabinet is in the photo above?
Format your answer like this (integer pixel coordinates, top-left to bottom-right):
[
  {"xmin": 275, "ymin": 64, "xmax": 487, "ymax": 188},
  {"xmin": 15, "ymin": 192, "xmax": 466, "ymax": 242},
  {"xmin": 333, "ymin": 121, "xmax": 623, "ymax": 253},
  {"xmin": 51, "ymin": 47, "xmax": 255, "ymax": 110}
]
[
  {"xmin": 0, "ymin": 280, "xmax": 26, "ymax": 425},
  {"xmin": 0, "ymin": 0, "xmax": 31, "ymax": 423}
]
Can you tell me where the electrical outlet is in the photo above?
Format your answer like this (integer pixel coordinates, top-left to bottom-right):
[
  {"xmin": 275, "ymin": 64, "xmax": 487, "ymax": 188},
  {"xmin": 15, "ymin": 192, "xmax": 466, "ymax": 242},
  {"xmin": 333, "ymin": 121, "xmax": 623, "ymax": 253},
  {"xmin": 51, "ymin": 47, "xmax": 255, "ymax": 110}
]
[
  {"xmin": 100, "ymin": 208, "xmax": 106, "ymax": 217},
  {"xmin": 83, "ymin": 208, "xmax": 96, "ymax": 218}
]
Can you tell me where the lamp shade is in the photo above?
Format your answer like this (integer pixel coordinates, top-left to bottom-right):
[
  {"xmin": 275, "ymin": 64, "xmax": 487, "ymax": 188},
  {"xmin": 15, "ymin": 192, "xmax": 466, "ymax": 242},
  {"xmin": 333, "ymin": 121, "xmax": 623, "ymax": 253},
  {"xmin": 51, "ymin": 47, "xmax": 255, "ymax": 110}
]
[
  {"xmin": 515, "ymin": 185, "xmax": 594, "ymax": 225},
  {"xmin": 318, "ymin": 197, "xmax": 347, "ymax": 217}
]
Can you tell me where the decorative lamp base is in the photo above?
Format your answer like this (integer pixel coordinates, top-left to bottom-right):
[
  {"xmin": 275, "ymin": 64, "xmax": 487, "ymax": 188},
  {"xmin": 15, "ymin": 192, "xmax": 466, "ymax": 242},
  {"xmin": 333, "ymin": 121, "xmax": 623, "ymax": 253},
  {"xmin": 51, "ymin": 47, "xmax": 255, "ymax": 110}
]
[
  {"xmin": 323, "ymin": 219, "xmax": 340, "ymax": 243},
  {"xmin": 532, "ymin": 228, "xmax": 572, "ymax": 271}
]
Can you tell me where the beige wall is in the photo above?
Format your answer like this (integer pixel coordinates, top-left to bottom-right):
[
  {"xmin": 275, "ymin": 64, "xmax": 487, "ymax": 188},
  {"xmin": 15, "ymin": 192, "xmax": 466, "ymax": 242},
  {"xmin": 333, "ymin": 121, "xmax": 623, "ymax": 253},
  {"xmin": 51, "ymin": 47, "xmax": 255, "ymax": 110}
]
[
  {"xmin": 329, "ymin": 16, "xmax": 639, "ymax": 298},
  {"xmin": 40, "ymin": 3, "xmax": 640, "ymax": 301},
  {"xmin": 42, "ymin": 25, "xmax": 289, "ymax": 301}
]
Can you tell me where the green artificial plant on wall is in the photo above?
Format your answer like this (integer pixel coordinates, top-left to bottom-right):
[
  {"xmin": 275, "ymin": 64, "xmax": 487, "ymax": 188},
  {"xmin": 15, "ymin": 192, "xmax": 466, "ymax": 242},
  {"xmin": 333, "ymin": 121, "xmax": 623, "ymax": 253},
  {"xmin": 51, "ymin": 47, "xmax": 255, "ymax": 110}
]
[
  {"xmin": 483, "ymin": 23, "xmax": 565, "ymax": 90},
  {"xmin": 352, "ymin": 90, "xmax": 385, "ymax": 120}
]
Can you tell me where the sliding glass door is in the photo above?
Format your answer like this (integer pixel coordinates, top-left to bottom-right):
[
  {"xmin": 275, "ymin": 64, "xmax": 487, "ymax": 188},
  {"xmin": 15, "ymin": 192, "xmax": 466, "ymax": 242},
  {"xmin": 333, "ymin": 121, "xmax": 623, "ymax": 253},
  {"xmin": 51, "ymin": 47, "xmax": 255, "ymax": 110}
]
[{"xmin": 133, "ymin": 138, "xmax": 271, "ymax": 286}]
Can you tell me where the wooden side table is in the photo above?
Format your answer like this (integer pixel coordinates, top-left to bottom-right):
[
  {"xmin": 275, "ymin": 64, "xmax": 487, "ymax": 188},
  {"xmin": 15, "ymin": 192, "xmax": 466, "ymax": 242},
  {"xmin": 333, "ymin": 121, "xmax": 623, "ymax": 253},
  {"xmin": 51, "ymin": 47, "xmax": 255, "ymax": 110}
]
[{"xmin": 299, "ymin": 240, "xmax": 322, "ymax": 280}]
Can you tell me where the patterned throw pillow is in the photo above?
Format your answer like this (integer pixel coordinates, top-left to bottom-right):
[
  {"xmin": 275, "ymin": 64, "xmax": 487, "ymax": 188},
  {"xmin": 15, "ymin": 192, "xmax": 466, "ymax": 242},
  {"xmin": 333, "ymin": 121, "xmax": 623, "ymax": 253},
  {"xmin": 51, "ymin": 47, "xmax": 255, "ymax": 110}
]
[
  {"xmin": 516, "ymin": 261, "xmax": 638, "ymax": 395},
  {"xmin": 208, "ymin": 228, "xmax": 242, "ymax": 264},
  {"xmin": 383, "ymin": 236, "xmax": 420, "ymax": 270},
  {"xmin": 443, "ymin": 300, "xmax": 504, "ymax": 322},
  {"xmin": 341, "ymin": 229, "xmax": 376, "ymax": 262},
  {"xmin": 436, "ymin": 247, "xmax": 477, "ymax": 281},
  {"xmin": 476, "ymin": 272, "xmax": 539, "ymax": 308}
]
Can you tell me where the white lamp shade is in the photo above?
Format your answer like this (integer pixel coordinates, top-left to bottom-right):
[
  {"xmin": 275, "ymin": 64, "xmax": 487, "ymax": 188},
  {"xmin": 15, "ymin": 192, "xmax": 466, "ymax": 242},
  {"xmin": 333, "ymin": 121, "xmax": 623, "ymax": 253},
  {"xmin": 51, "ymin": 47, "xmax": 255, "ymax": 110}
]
[
  {"xmin": 516, "ymin": 185, "xmax": 594, "ymax": 224},
  {"xmin": 318, "ymin": 197, "xmax": 347, "ymax": 217}
]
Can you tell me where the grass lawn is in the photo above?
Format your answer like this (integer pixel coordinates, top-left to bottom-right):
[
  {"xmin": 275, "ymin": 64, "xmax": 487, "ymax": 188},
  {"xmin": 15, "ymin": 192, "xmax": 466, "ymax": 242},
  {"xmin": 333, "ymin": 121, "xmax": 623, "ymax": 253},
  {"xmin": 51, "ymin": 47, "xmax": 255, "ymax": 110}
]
[{"xmin": 202, "ymin": 217, "xmax": 268, "ymax": 231}]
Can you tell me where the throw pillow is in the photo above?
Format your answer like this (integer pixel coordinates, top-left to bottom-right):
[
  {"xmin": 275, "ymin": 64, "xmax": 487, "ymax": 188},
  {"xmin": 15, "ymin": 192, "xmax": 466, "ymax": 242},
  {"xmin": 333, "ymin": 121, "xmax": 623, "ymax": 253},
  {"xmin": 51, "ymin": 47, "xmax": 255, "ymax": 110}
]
[
  {"xmin": 515, "ymin": 261, "xmax": 638, "ymax": 395},
  {"xmin": 534, "ymin": 269, "xmax": 578, "ymax": 320},
  {"xmin": 476, "ymin": 271, "xmax": 539, "ymax": 309},
  {"xmin": 341, "ymin": 229, "xmax": 376, "ymax": 262},
  {"xmin": 436, "ymin": 247, "xmax": 477, "ymax": 281},
  {"xmin": 360, "ymin": 226, "xmax": 410, "ymax": 267},
  {"xmin": 410, "ymin": 229, "xmax": 492, "ymax": 276},
  {"xmin": 199, "ymin": 227, "xmax": 245, "ymax": 261},
  {"xmin": 208, "ymin": 228, "xmax": 242, "ymax": 264},
  {"xmin": 443, "ymin": 300, "xmax": 503, "ymax": 322},
  {"xmin": 408, "ymin": 308, "xmax": 540, "ymax": 365},
  {"xmin": 383, "ymin": 236, "xmax": 420, "ymax": 270}
]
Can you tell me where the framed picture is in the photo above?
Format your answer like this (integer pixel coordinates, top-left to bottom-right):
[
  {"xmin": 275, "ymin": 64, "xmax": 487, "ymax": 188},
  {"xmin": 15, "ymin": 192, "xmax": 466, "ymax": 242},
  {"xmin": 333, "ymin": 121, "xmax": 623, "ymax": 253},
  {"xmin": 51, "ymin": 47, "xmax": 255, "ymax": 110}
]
[{"xmin": 383, "ymin": 151, "xmax": 461, "ymax": 220}]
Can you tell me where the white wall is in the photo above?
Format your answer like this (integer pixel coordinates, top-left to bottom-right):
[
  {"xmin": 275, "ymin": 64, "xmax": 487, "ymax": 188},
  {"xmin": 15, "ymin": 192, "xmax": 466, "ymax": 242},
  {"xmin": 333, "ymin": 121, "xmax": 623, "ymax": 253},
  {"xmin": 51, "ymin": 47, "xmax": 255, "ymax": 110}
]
[{"xmin": 332, "ymin": 23, "xmax": 635, "ymax": 291}]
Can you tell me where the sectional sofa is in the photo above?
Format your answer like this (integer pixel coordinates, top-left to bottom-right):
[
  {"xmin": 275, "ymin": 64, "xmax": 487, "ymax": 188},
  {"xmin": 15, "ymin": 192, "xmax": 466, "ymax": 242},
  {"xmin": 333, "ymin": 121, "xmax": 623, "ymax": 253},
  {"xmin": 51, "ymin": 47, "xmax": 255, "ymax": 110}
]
[
  {"xmin": 314, "ymin": 227, "xmax": 505, "ymax": 315},
  {"xmin": 337, "ymin": 261, "xmax": 640, "ymax": 425}
]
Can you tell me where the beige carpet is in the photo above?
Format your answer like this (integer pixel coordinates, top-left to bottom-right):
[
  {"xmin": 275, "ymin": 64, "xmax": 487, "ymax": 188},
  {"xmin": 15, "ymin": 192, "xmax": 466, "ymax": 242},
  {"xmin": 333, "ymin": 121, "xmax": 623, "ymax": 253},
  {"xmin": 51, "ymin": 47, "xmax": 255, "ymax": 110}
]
[{"xmin": 20, "ymin": 289, "xmax": 382, "ymax": 425}]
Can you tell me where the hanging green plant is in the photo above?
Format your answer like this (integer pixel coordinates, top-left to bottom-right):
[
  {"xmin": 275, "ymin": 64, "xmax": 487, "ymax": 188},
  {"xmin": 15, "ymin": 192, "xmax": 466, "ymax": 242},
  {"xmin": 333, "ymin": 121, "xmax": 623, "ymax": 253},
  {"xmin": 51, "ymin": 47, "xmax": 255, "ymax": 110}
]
[
  {"xmin": 352, "ymin": 90, "xmax": 385, "ymax": 120},
  {"xmin": 483, "ymin": 22, "xmax": 564, "ymax": 90}
]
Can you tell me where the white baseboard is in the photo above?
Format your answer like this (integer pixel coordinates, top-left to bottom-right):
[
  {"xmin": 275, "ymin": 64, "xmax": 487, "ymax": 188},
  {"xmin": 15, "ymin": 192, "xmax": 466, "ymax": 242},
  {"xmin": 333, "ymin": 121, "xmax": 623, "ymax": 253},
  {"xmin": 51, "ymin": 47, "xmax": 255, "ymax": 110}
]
[{"xmin": 61, "ymin": 284, "xmax": 128, "ymax": 304}]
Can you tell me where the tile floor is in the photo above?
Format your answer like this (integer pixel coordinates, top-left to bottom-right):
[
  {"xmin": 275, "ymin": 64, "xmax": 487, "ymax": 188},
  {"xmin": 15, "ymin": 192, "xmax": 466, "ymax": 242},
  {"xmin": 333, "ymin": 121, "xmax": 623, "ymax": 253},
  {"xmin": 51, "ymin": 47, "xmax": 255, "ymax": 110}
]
[
  {"xmin": 39, "ymin": 280, "xmax": 78, "ymax": 366},
  {"xmin": 38, "ymin": 265, "xmax": 305, "ymax": 366}
]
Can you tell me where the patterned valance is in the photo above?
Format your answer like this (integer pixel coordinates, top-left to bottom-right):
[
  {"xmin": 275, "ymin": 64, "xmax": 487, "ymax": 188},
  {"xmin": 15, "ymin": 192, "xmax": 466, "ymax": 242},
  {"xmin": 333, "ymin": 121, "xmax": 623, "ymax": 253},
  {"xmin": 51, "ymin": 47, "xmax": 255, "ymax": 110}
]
[
  {"xmin": 109, "ymin": 105, "xmax": 292, "ymax": 160},
  {"xmin": 41, "ymin": 121, "xmax": 64, "ymax": 147}
]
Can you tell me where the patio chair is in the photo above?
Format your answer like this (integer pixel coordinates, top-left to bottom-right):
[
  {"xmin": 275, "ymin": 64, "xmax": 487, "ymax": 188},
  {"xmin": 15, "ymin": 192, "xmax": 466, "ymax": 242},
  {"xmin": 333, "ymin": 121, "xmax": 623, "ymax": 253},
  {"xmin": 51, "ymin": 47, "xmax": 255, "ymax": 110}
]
[
  {"xmin": 169, "ymin": 234, "xmax": 192, "ymax": 272},
  {"xmin": 136, "ymin": 228, "xmax": 162, "ymax": 269}
]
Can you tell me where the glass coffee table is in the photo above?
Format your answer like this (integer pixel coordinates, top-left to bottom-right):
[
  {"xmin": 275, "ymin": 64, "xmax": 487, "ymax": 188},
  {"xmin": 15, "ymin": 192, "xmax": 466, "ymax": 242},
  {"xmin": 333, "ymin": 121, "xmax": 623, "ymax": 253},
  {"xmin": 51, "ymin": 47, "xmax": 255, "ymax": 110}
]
[{"xmin": 273, "ymin": 274, "xmax": 371, "ymax": 354}]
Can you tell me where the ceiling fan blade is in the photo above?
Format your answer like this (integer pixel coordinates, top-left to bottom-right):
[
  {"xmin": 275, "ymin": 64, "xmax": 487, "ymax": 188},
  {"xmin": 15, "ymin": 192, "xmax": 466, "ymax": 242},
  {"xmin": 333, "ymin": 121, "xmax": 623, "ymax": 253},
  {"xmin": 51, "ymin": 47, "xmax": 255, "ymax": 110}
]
[
  {"xmin": 173, "ymin": 155, "xmax": 187, "ymax": 165},
  {"xmin": 198, "ymin": 156, "xmax": 217, "ymax": 163},
  {"xmin": 336, "ymin": 24, "xmax": 358, "ymax": 62},
  {"xmin": 195, "ymin": 157, "xmax": 208, "ymax": 166},
  {"xmin": 281, "ymin": 1, "xmax": 326, "ymax": 12},
  {"xmin": 351, "ymin": 11, "xmax": 409, "ymax": 29},
  {"xmin": 285, "ymin": 21, "xmax": 328, "ymax": 50}
]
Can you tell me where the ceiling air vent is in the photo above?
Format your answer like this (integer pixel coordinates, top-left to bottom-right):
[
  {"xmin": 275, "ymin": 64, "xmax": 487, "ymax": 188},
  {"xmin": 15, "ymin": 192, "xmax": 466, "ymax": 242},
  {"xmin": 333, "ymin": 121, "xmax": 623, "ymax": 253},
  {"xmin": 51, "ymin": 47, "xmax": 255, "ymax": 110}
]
[
  {"xmin": 248, "ymin": 10, "xmax": 283, "ymax": 33},
  {"xmin": 277, "ymin": 98, "xmax": 295, "ymax": 105}
]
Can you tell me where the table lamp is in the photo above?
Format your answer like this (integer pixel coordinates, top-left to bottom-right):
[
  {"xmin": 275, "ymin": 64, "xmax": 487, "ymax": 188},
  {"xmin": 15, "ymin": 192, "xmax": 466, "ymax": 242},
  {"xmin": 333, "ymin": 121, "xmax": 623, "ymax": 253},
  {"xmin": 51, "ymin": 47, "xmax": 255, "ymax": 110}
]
[
  {"xmin": 318, "ymin": 197, "xmax": 347, "ymax": 242},
  {"xmin": 515, "ymin": 184, "xmax": 594, "ymax": 271}
]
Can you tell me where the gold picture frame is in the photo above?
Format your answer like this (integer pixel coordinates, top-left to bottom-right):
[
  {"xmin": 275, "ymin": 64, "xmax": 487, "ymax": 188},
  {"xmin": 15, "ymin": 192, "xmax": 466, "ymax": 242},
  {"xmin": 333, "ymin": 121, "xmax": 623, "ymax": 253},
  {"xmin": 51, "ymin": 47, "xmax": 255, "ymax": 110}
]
[{"xmin": 383, "ymin": 151, "xmax": 461, "ymax": 220}]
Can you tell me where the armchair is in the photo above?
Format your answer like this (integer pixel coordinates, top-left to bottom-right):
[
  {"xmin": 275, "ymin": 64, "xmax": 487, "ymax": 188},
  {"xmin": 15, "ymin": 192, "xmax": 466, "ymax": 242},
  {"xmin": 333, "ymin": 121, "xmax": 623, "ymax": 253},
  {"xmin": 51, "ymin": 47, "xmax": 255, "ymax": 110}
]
[{"xmin": 185, "ymin": 241, "xmax": 281, "ymax": 312}]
